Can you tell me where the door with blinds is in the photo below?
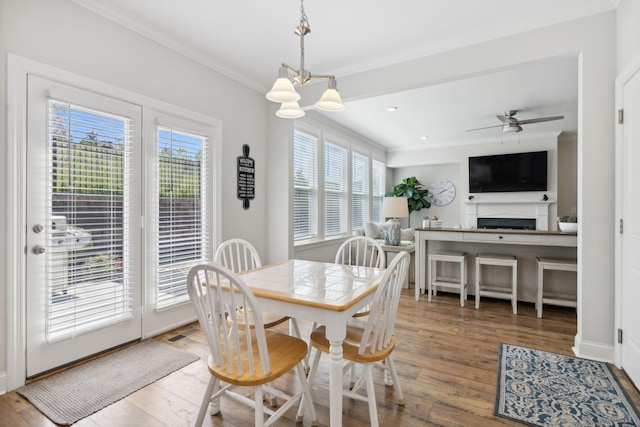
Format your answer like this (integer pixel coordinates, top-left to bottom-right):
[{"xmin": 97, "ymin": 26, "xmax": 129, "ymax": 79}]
[{"xmin": 25, "ymin": 76, "xmax": 143, "ymax": 376}]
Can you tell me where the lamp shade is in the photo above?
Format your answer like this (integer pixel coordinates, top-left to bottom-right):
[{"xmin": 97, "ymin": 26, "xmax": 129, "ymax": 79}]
[
  {"xmin": 276, "ymin": 101, "xmax": 305, "ymax": 119},
  {"xmin": 314, "ymin": 77, "xmax": 345, "ymax": 111},
  {"xmin": 382, "ymin": 197, "xmax": 409, "ymax": 219},
  {"xmin": 266, "ymin": 77, "xmax": 300, "ymax": 103}
]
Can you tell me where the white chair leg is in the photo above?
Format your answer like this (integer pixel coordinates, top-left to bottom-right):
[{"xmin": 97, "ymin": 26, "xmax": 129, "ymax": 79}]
[
  {"xmin": 196, "ymin": 377, "xmax": 217, "ymax": 427},
  {"xmin": 364, "ymin": 365, "xmax": 379, "ymax": 427},
  {"xmin": 386, "ymin": 355, "xmax": 404, "ymax": 405},
  {"xmin": 295, "ymin": 362, "xmax": 319, "ymax": 426},
  {"xmin": 307, "ymin": 345, "xmax": 322, "ymax": 385},
  {"xmin": 306, "ymin": 321, "xmax": 318, "ymax": 363},
  {"xmin": 349, "ymin": 361, "xmax": 357, "ymax": 389},
  {"xmin": 266, "ymin": 381, "xmax": 277, "ymax": 406},
  {"xmin": 290, "ymin": 318, "xmax": 310, "ymax": 373},
  {"xmin": 255, "ymin": 385, "xmax": 264, "ymax": 426}
]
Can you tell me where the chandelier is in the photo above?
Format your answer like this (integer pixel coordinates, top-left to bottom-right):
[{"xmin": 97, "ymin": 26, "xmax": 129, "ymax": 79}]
[{"xmin": 266, "ymin": 0, "xmax": 345, "ymax": 118}]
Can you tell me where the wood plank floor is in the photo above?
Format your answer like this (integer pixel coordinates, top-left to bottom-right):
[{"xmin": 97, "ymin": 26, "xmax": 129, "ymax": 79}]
[{"xmin": 2, "ymin": 291, "xmax": 639, "ymax": 426}]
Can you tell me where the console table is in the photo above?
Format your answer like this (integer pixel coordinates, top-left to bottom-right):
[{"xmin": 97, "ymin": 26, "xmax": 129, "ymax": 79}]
[{"xmin": 414, "ymin": 228, "xmax": 577, "ymax": 303}]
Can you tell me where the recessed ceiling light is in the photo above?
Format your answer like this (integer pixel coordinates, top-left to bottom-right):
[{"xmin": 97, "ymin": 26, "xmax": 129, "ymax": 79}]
[
  {"xmin": 385, "ymin": 106, "xmax": 398, "ymax": 112},
  {"xmin": 420, "ymin": 136, "xmax": 429, "ymax": 140}
]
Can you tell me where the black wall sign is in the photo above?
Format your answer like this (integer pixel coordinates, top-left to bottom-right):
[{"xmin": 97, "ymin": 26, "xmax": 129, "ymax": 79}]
[{"xmin": 237, "ymin": 144, "xmax": 255, "ymax": 210}]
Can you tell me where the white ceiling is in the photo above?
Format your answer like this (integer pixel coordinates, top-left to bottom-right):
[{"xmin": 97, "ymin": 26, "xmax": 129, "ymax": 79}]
[{"xmin": 72, "ymin": 0, "xmax": 616, "ymax": 150}]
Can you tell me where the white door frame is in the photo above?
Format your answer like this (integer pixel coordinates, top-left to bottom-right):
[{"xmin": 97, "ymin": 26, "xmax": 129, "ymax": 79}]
[
  {"xmin": 5, "ymin": 54, "xmax": 222, "ymax": 391},
  {"xmin": 614, "ymin": 54, "xmax": 640, "ymax": 368}
]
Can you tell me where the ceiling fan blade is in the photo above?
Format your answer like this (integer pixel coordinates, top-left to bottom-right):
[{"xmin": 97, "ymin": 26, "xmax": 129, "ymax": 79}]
[
  {"xmin": 466, "ymin": 124, "xmax": 504, "ymax": 132},
  {"xmin": 496, "ymin": 115, "xmax": 512, "ymax": 124},
  {"xmin": 517, "ymin": 115, "xmax": 564, "ymax": 125}
]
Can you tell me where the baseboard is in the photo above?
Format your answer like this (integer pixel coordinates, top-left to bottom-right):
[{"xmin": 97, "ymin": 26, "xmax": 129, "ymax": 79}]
[
  {"xmin": 573, "ymin": 337, "xmax": 615, "ymax": 362},
  {"xmin": 0, "ymin": 371, "xmax": 7, "ymax": 395}
]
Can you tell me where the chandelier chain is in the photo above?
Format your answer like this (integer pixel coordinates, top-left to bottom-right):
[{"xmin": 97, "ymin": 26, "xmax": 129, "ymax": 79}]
[{"xmin": 299, "ymin": 0, "xmax": 310, "ymax": 30}]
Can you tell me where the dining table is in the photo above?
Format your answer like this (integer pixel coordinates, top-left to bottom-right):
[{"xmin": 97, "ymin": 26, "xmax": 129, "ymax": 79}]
[{"xmin": 239, "ymin": 258, "xmax": 386, "ymax": 426}]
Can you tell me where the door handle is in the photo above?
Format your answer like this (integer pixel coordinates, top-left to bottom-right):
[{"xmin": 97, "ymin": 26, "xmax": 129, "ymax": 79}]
[{"xmin": 32, "ymin": 245, "xmax": 46, "ymax": 255}]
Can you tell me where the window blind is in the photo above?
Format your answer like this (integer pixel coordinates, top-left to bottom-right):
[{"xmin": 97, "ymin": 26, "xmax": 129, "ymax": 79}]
[
  {"xmin": 372, "ymin": 159, "xmax": 386, "ymax": 223},
  {"xmin": 46, "ymin": 100, "xmax": 133, "ymax": 342},
  {"xmin": 324, "ymin": 141, "xmax": 347, "ymax": 236},
  {"xmin": 293, "ymin": 130, "xmax": 318, "ymax": 240},
  {"xmin": 352, "ymin": 151, "xmax": 369, "ymax": 230},
  {"xmin": 155, "ymin": 127, "xmax": 209, "ymax": 309}
]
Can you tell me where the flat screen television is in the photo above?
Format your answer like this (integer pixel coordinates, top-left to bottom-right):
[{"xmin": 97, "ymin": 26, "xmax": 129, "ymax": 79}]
[{"xmin": 468, "ymin": 151, "xmax": 548, "ymax": 193}]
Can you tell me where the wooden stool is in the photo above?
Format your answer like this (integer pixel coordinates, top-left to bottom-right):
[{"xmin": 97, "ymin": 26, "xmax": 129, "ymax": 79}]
[
  {"xmin": 428, "ymin": 251, "xmax": 467, "ymax": 306},
  {"xmin": 536, "ymin": 257, "xmax": 577, "ymax": 318},
  {"xmin": 475, "ymin": 253, "xmax": 518, "ymax": 314}
]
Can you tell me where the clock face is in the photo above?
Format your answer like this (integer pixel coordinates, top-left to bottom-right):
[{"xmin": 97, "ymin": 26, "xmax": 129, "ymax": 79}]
[{"xmin": 427, "ymin": 179, "xmax": 456, "ymax": 206}]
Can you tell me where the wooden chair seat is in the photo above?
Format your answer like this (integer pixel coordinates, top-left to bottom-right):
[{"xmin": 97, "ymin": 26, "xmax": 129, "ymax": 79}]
[
  {"xmin": 310, "ymin": 325, "xmax": 395, "ymax": 364},
  {"xmin": 209, "ymin": 330, "xmax": 307, "ymax": 386}
]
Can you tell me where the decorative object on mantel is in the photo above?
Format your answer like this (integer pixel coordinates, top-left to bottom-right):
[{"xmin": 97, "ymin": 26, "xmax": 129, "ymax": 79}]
[
  {"xmin": 388, "ymin": 176, "xmax": 431, "ymax": 227},
  {"xmin": 423, "ymin": 215, "xmax": 443, "ymax": 229},
  {"xmin": 237, "ymin": 144, "xmax": 255, "ymax": 209},
  {"xmin": 265, "ymin": 0, "xmax": 345, "ymax": 118},
  {"xmin": 558, "ymin": 215, "xmax": 578, "ymax": 233},
  {"xmin": 382, "ymin": 197, "xmax": 408, "ymax": 245}
]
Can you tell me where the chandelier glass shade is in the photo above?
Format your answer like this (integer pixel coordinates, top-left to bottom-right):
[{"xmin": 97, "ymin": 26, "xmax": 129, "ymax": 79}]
[{"xmin": 266, "ymin": 0, "xmax": 344, "ymax": 118}]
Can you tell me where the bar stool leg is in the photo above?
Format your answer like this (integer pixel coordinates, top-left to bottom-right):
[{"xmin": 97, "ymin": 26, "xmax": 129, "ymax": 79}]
[
  {"xmin": 427, "ymin": 255, "xmax": 433, "ymax": 302},
  {"xmin": 459, "ymin": 259, "xmax": 464, "ymax": 307},
  {"xmin": 475, "ymin": 259, "xmax": 480, "ymax": 309},
  {"xmin": 511, "ymin": 264, "xmax": 518, "ymax": 315},
  {"xmin": 537, "ymin": 261, "xmax": 544, "ymax": 318}
]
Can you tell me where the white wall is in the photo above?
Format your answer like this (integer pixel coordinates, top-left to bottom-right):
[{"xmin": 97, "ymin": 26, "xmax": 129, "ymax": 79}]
[
  {"xmin": 617, "ymin": 0, "xmax": 640, "ymax": 72},
  {"xmin": 0, "ymin": 0, "xmax": 268, "ymax": 389},
  {"xmin": 301, "ymin": 12, "xmax": 616, "ymax": 361}
]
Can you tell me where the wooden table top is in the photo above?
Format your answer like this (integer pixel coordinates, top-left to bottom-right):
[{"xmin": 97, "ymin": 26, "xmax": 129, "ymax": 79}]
[{"xmin": 240, "ymin": 259, "xmax": 385, "ymax": 312}]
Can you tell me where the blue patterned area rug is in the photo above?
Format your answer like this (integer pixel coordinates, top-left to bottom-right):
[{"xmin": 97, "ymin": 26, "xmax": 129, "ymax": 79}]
[{"xmin": 495, "ymin": 343, "xmax": 640, "ymax": 426}]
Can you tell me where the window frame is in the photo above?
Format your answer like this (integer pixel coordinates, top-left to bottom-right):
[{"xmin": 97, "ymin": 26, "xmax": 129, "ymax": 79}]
[{"xmin": 293, "ymin": 124, "xmax": 386, "ymax": 246}]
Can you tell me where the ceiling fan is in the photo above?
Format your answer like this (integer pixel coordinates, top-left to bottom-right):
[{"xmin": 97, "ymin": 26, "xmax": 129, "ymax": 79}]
[{"xmin": 467, "ymin": 110, "xmax": 564, "ymax": 133}]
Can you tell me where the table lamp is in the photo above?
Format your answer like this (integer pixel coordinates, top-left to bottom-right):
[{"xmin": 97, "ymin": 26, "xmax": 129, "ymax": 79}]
[{"xmin": 382, "ymin": 196, "xmax": 409, "ymax": 245}]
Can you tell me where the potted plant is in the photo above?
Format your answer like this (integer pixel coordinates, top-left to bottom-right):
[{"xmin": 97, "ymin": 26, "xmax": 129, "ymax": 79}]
[{"xmin": 388, "ymin": 176, "xmax": 431, "ymax": 226}]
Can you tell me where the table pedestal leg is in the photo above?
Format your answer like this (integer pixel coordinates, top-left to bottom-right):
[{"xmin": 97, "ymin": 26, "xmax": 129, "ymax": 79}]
[{"xmin": 329, "ymin": 339, "xmax": 343, "ymax": 426}]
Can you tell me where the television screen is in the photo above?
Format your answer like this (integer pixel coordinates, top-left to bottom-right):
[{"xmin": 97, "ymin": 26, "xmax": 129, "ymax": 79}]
[{"xmin": 468, "ymin": 151, "xmax": 548, "ymax": 193}]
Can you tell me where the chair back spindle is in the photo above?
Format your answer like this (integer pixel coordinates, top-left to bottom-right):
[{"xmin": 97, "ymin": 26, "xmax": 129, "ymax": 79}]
[
  {"xmin": 215, "ymin": 238, "xmax": 261, "ymax": 273},
  {"xmin": 335, "ymin": 236, "xmax": 386, "ymax": 268}
]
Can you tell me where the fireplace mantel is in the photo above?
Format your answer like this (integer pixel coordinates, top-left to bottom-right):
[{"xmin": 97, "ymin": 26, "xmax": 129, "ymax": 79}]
[{"xmin": 465, "ymin": 200, "xmax": 553, "ymax": 230}]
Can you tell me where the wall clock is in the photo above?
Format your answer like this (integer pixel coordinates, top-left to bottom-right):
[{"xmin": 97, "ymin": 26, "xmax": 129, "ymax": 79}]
[{"xmin": 427, "ymin": 179, "xmax": 456, "ymax": 206}]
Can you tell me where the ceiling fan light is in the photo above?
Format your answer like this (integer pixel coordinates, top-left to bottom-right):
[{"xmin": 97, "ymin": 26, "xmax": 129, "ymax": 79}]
[
  {"xmin": 315, "ymin": 78, "xmax": 345, "ymax": 112},
  {"xmin": 276, "ymin": 101, "xmax": 305, "ymax": 119},
  {"xmin": 503, "ymin": 124, "xmax": 522, "ymax": 133}
]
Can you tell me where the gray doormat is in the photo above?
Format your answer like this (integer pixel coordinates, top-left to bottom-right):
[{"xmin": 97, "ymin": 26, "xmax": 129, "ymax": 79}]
[
  {"xmin": 18, "ymin": 339, "xmax": 199, "ymax": 425},
  {"xmin": 495, "ymin": 343, "xmax": 640, "ymax": 426}
]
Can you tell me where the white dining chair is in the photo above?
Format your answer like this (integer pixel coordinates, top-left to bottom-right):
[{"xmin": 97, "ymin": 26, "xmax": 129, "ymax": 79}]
[
  {"xmin": 335, "ymin": 235, "xmax": 386, "ymax": 271},
  {"xmin": 215, "ymin": 238, "xmax": 309, "ymax": 376},
  {"xmin": 187, "ymin": 263, "xmax": 318, "ymax": 427},
  {"xmin": 307, "ymin": 251, "xmax": 409, "ymax": 427}
]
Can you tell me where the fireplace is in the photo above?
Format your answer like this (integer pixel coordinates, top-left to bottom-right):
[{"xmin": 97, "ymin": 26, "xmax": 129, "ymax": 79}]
[
  {"xmin": 465, "ymin": 200, "xmax": 552, "ymax": 230},
  {"xmin": 477, "ymin": 217, "xmax": 537, "ymax": 230}
]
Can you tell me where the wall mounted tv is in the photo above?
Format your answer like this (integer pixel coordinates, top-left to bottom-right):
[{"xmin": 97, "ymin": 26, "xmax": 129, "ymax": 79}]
[{"xmin": 468, "ymin": 151, "xmax": 548, "ymax": 193}]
